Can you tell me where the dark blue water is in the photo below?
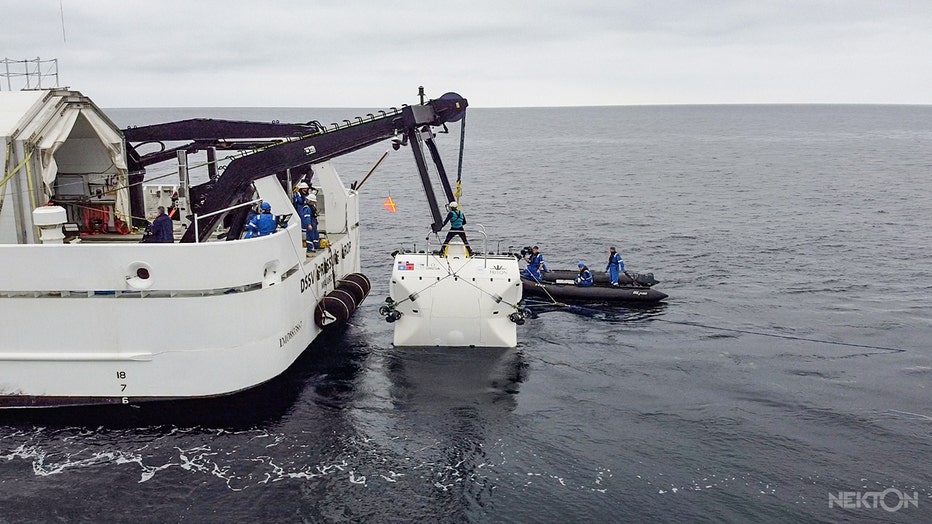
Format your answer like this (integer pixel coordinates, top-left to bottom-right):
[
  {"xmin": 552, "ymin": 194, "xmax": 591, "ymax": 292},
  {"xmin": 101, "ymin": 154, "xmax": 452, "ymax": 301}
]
[{"xmin": 2, "ymin": 105, "xmax": 930, "ymax": 523}]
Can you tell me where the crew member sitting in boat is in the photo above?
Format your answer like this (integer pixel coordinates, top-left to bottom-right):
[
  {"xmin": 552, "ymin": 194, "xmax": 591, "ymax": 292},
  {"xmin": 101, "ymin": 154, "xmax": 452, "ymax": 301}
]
[
  {"xmin": 441, "ymin": 201, "xmax": 472, "ymax": 256},
  {"xmin": 605, "ymin": 246, "xmax": 624, "ymax": 287},
  {"xmin": 244, "ymin": 202, "xmax": 278, "ymax": 238},
  {"xmin": 575, "ymin": 262, "xmax": 594, "ymax": 287},
  {"xmin": 522, "ymin": 245, "xmax": 548, "ymax": 281}
]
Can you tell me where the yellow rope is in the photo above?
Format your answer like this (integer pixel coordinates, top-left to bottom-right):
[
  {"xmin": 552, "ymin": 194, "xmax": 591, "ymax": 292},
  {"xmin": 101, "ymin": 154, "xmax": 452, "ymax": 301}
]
[
  {"xmin": 24, "ymin": 148, "xmax": 38, "ymax": 212},
  {"xmin": 0, "ymin": 148, "xmax": 32, "ymax": 190}
]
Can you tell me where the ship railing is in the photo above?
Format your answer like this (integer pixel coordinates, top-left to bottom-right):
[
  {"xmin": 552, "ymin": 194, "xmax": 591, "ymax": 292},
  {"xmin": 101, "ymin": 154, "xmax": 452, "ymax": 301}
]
[
  {"xmin": 192, "ymin": 198, "xmax": 261, "ymax": 243},
  {"xmin": 426, "ymin": 225, "xmax": 500, "ymax": 267},
  {"xmin": 1, "ymin": 57, "xmax": 59, "ymax": 91}
]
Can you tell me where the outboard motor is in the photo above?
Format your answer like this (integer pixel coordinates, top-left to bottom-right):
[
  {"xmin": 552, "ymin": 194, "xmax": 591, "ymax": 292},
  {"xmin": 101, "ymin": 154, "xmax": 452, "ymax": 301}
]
[{"xmin": 633, "ymin": 272, "xmax": 659, "ymax": 287}]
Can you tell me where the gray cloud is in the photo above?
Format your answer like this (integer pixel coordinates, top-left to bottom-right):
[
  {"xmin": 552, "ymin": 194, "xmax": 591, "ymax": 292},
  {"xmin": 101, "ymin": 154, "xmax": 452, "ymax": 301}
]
[{"xmin": 2, "ymin": 0, "xmax": 929, "ymax": 107}]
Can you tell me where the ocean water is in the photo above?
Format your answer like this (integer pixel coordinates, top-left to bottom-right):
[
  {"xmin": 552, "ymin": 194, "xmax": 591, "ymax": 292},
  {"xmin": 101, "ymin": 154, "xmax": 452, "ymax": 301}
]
[{"xmin": 1, "ymin": 104, "xmax": 931, "ymax": 523}]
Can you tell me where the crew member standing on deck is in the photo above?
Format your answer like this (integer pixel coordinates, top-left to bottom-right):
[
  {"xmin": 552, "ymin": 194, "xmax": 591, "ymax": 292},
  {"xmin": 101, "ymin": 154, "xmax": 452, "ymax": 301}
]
[
  {"xmin": 144, "ymin": 206, "xmax": 174, "ymax": 243},
  {"xmin": 605, "ymin": 246, "xmax": 624, "ymax": 286},
  {"xmin": 293, "ymin": 181, "xmax": 310, "ymax": 210},
  {"xmin": 301, "ymin": 194, "xmax": 320, "ymax": 253},
  {"xmin": 441, "ymin": 201, "xmax": 472, "ymax": 255}
]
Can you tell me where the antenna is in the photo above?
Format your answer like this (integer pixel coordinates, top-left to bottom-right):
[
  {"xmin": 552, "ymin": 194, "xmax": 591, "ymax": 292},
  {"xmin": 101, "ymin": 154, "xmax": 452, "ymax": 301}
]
[{"xmin": 59, "ymin": 0, "xmax": 67, "ymax": 43}]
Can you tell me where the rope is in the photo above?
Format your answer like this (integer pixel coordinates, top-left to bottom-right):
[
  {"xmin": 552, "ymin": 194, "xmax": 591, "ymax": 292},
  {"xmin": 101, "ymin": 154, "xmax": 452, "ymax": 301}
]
[
  {"xmin": 524, "ymin": 269, "xmax": 561, "ymax": 305},
  {"xmin": 651, "ymin": 318, "xmax": 908, "ymax": 353},
  {"xmin": 526, "ymin": 299, "xmax": 910, "ymax": 354},
  {"xmin": 0, "ymin": 142, "xmax": 17, "ymax": 216},
  {"xmin": 0, "ymin": 148, "xmax": 32, "ymax": 190},
  {"xmin": 387, "ymin": 253, "xmax": 523, "ymax": 312},
  {"xmin": 437, "ymin": 255, "xmax": 524, "ymax": 311},
  {"xmin": 24, "ymin": 150, "xmax": 38, "ymax": 217},
  {"xmin": 62, "ymin": 200, "xmax": 152, "ymax": 225},
  {"xmin": 390, "ymin": 270, "xmax": 457, "ymax": 307}
]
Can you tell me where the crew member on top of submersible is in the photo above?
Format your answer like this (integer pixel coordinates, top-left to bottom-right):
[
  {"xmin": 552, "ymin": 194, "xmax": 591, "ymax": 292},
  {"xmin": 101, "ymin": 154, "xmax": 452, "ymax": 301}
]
[
  {"xmin": 441, "ymin": 201, "xmax": 472, "ymax": 255},
  {"xmin": 605, "ymin": 246, "xmax": 624, "ymax": 286},
  {"xmin": 245, "ymin": 201, "xmax": 277, "ymax": 238},
  {"xmin": 523, "ymin": 245, "xmax": 547, "ymax": 280},
  {"xmin": 575, "ymin": 262, "xmax": 594, "ymax": 287}
]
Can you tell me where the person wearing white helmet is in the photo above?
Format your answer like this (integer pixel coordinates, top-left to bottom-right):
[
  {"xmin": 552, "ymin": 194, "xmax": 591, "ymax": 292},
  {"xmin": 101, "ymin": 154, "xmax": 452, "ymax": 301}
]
[
  {"xmin": 293, "ymin": 181, "xmax": 311, "ymax": 210},
  {"xmin": 300, "ymin": 192, "xmax": 320, "ymax": 253},
  {"xmin": 441, "ymin": 201, "xmax": 472, "ymax": 255}
]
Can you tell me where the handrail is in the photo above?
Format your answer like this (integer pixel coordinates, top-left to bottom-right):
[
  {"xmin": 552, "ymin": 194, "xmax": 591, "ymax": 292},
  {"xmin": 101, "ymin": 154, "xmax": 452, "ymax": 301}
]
[
  {"xmin": 428, "ymin": 225, "xmax": 488, "ymax": 264},
  {"xmin": 193, "ymin": 198, "xmax": 261, "ymax": 243}
]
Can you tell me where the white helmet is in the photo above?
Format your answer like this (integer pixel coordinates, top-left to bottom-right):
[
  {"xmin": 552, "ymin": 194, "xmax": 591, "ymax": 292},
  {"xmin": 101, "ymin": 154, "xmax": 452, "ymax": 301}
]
[
  {"xmin": 296, "ymin": 182, "xmax": 309, "ymax": 189},
  {"xmin": 449, "ymin": 201, "xmax": 458, "ymax": 209},
  {"xmin": 308, "ymin": 194, "xmax": 317, "ymax": 202}
]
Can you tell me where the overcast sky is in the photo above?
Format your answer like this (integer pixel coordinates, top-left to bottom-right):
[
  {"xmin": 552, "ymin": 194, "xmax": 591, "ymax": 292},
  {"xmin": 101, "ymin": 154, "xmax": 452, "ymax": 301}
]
[{"xmin": 2, "ymin": 1, "xmax": 930, "ymax": 108}]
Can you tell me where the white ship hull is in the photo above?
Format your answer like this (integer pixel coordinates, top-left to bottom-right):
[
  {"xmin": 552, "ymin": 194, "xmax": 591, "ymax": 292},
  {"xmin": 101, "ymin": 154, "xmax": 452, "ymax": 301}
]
[{"xmin": 0, "ymin": 170, "xmax": 362, "ymax": 408}]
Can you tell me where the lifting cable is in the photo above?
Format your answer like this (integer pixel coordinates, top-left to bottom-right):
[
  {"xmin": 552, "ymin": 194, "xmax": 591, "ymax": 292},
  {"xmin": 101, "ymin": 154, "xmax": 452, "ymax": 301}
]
[{"xmin": 453, "ymin": 114, "xmax": 466, "ymax": 203}]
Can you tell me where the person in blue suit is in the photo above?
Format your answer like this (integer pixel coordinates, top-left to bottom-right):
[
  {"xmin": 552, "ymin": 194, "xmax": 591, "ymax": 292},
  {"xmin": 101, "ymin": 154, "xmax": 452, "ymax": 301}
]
[
  {"xmin": 605, "ymin": 246, "xmax": 625, "ymax": 286},
  {"xmin": 575, "ymin": 262, "xmax": 594, "ymax": 287},
  {"xmin": 523, "ymin": 245, "xmax": 547, "ymax": 281},
  {"xmin": 245, "ymin": 202, "xmax": 277, "ymax": 238},
  {"xmin": 145, "ymin": 206, "xmax": 174, "ymax": 243},
  {"xmin": 301, "ymin": 194, "xmax": 320, "ymax": 253},
  {"xmin": 293, "ymin": 181, "xmax": 310, "ymax": 210}
]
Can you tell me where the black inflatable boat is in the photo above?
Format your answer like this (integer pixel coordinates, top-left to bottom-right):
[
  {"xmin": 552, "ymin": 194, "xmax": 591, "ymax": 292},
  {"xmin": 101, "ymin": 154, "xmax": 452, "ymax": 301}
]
[{"xmin": 521, "ymin": 269, "xmax": 668, "ymax": 304}]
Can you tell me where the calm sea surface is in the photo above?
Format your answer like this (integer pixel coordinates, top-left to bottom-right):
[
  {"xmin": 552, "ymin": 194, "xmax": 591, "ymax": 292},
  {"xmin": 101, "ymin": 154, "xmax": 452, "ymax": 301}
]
[{"xmin": 1, "ymin": 105, "xmax": 930, "ymax": 523}]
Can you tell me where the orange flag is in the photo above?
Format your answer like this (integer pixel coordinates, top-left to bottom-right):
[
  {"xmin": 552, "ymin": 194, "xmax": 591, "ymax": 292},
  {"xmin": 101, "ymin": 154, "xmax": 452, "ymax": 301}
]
[{"xmin": 383, "ymin": 196, "xmax": 397, "ymax": 213}]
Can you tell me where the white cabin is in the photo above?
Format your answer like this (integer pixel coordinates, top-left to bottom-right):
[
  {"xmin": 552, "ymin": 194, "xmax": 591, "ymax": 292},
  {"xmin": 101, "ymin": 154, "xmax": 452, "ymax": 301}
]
[{"xmin": 1, "ymin": 89, "xmax": 130, "ymax": 244}]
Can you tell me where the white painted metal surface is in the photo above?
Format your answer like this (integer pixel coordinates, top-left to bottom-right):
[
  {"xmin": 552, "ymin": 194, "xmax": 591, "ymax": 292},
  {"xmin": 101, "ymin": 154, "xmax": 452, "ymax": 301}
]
[
  {"xmin": 0, "ymin": 171, "xmax": 361, "ymax": 404},
  {"xmin": 389, "ymin": 241, "xmax": 523, "ymax": 347}
]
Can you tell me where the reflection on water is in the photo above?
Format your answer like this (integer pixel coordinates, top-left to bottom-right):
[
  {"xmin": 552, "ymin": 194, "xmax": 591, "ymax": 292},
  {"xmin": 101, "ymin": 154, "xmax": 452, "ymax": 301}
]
[
  {"xmin": 384, "ymin": 346, "xmax": 528, "ymax": 415},
  {"xmin": 0, "ymin": 327, "xmax": 363, "ymax": 431}
]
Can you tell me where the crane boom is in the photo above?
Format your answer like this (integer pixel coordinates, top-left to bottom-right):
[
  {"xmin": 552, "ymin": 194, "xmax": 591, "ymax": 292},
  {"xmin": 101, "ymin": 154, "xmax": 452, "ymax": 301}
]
[{"xmin": 123, "ymin": 92, "xmax": 468, "ymax": 242}]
